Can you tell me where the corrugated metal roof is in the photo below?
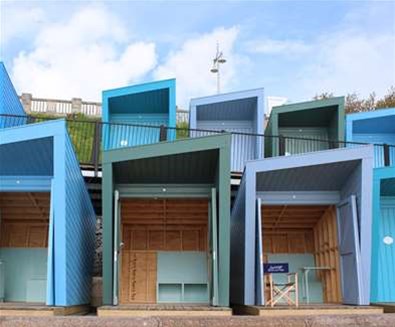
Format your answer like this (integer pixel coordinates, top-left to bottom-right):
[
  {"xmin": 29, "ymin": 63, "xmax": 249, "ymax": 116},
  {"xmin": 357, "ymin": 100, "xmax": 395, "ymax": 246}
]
[
  {"xmin": 113, "ymin": 149, "xmax": 218, "ymax": 184},
  {"xmin": 0, "ymin": 137, "xmax": 53, "ymax": 176},
  {"xmin": 197, "ymin": 97, "xmax": 257, "ymax": 121},
  {"xmin": 256, "ymin": 160, "xmax": 360, "ymax": 192}
]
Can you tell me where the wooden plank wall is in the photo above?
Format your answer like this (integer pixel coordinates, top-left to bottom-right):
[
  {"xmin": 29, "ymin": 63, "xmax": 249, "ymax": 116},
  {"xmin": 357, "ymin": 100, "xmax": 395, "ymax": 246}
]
[
  {"xmin": 263, "ymin": 231, "xmax": 315, "ymax": 254},
  {"xmin": 0, "ymin": 192, "xmax": 49, "ymax": 248},
  {"xmin": 313, "ymin": 205, "xmax": 342, "ymax": 303},
  {"xmin": 120, "ymin": 198, "xmax": 209, "ymax": 304},
  {"xmin": 121, "ymin": 199, "xmax": 208, "ymax": 252}
]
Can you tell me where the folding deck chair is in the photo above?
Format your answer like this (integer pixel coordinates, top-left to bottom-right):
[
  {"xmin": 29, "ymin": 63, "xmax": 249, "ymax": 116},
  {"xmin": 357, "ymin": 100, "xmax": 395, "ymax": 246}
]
[{"xmin": 265, "ymin": 272, "xmax": 299, "ymax": 307}]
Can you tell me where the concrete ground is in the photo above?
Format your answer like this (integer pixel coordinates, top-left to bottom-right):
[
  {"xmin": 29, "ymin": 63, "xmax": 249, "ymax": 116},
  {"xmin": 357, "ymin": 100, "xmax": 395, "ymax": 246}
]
[{"xmin": 1, "ymin": 314, "xmax": 395, "ymax": 327}]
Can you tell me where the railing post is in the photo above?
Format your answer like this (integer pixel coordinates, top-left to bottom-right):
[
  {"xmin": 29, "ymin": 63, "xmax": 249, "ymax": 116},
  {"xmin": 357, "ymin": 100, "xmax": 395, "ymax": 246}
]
[
  {"xmin": 159, "ymin": 125, "xmax": 167, "ymax": 142},
  {"xmin": 279, "ymin": 135, "xmax": 286, "ymax": 156},
  {"xmin": 383, "ymin": 143, "xmax": 390, "ymax": 167},
  {"xmin": 91, "ymin": 122, "xmax": 102, "ymax": 177},
  {"xmin": 20, "ymin": 93, "xmax": 32, "ymax": 113},
  {"xmin": 72, "ymin": 98, "xmax": 82, "ymax": 115}
]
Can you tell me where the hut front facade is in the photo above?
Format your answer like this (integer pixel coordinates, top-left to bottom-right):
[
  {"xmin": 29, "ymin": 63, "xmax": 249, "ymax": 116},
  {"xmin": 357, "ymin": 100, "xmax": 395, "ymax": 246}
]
[
  {"xmin": 230, "ymin": 146, "xmax": 374, "ymax": 307},
  {"xmin": 100, "ymin": 134, "xmax": 231, "ymax": 315},
  {"xmin": 102, "ymin": 79, "xmax": 176, "ymax": 151},
  {"xmin": 346, "ymin": 108, "xmax": 395, "ymax": 167},
  {"xmin": 189, "ymin": 89, "xmax": 265, "ymax": 173},
  {"xmin": 265, "ymin": 97, "xmax": 345, "ymax": 157},
  {"xmin": 0, "ymin": 120, "xmax": 96, "ymax": 308}
]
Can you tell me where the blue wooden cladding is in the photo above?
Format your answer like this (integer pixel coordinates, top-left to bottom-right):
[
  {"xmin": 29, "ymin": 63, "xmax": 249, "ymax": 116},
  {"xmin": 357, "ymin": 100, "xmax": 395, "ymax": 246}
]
[
  {"xmin": 0, "ymin": 62, "xmax": 26, "ymax": 128},
  {"xmin": 0, "ymin": 120, "xmax": 96, "ymax": 306},
  {"xmin": 189, "ymin": 88, "xmax": 265, "ymax": 172},
  {"xmin": 371, "ymin": 166, "xmax": 395, "ymax": 303},
  {"xmin": 346, "ymin": 108, "xmax": 395, "ymax": 167},
  {"xmin": 102, "ymin": 79, "xmax": 176, "ymax": 150}
]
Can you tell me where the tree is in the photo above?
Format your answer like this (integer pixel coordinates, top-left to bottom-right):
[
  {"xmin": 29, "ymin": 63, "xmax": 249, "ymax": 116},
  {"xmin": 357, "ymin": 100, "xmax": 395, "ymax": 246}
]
[
  {"xmin": 313, "ymin": 86, "xmax": 395, "ymax": 113},
  {"xmin": 376, "ymin": 86, "xmax": 395, "ymax": 109}
]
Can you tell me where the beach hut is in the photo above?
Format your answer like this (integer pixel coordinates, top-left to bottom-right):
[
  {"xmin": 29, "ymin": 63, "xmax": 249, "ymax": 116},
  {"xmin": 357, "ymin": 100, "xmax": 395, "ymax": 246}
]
[
  {"xmin": 0, "ymin": 62, "xmax": 26, "ymax": 128},
  {"xmin": 0, "ymin": 120, "xmax": 96, "ymax": 315},
  {"xmin": 230, "ymin": 146, "xmax": 375, "ymax": 314},
  {"xmin": 102, "ymin": 79, "xmax": 176, "ymax": 150},
  {"xmin": 265, "ymin": 97, "xmax": 345, "ymax": 157},
  {"xmin": 346, "ymin": 108, "xmax": 395, "ymax": 167},
  {"xmin": 99, "ymin": 134, "xmax": 231, "ymax": 316},
  {"xmin": 371, "ymin": 166, "xmax": 395, "ymax": 305},
  {"xmin": 189, "ymin": 89, "xmax": 265, "ymax": 173}
]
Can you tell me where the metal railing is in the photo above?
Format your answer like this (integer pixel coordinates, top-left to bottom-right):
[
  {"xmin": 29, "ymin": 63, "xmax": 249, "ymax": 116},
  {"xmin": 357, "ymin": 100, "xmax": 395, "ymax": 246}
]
[{"xmin": 1, "ymin": 114, "xmax": 394, "ymax": 175}]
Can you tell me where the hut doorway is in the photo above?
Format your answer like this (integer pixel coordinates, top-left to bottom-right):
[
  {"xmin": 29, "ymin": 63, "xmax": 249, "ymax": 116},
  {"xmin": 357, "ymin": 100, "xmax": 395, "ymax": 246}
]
[
  {"xmin": 0, "ymin": 192, "xmax": 50, "ymax": 303},
  {"xmin": 258, "ymin": 202, "xmax": 344, "ymax": 304},
  {"xmin": 117, "ymin": 196, "xmax": 216, "ymax": 305}
]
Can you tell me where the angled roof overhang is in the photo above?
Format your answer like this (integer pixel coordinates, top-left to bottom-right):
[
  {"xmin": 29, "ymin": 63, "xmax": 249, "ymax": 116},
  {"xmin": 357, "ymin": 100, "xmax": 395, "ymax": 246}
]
[
  {"xmin": 347, "ymin": 108, "xmax": 395, "ymax": 135},
  {"xmin": 103, "ymin": 133, "xmax": 231, "ymax": 184},
  {"xmin": 190, "ymin": 89, "xmax": 264, "ymax": 130},
  {"xmin": 270, "ymin": 96, "xmax": 344, "ymax": 127},
  {"xmin": 102, "ymin": 79, "xmax": 176, "ymax": 118},
  {"xmin": 0, "ymin": 120, "xmax": 67, "ymax": 177},
  {"xmin": 245, "ymin": 145, "xmax": 373, "ymax": 192}
]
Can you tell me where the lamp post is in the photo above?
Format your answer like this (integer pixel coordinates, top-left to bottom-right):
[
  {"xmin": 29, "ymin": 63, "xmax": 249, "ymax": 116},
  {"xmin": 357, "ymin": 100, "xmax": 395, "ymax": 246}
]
[{"xmin": 210, "ymin": 43, "xmax": 226, "ymax": 94}]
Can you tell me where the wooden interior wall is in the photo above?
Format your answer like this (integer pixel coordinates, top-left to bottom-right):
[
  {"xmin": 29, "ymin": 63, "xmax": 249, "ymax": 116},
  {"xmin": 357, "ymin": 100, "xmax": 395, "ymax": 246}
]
[
  {"xmin": 120, "ymin": 198, "xmax": 209, "ymax": 304},
  {"xmin": 263, "ymin": 231, "xmax": 315, "ymax": 254},
  {"xmin": 0, "ymin": 192, "xmax": 49, "ymax": 248},
  {"xmin": 313, "ymin": 205, "xmax": 342, "ymax": 303},
  {"xmin": 262, "ymin": 205, "xmax": 327, "ymax": 255}
]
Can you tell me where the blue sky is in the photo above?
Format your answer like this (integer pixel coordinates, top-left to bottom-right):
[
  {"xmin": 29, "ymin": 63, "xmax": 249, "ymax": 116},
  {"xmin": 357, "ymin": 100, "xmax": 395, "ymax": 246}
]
[{"xmin": 1, "ymin": 0, "xmax": 394, "ymax": 108}]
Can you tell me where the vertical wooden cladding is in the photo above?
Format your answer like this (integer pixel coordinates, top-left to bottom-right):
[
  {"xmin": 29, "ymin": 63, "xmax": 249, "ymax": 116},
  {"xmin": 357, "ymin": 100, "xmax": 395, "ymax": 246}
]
[
  {"xmin": 120, "ymin": 198, "xmax": 209, "ymax": 304},
  {"xmin": 313, "ymin": 206, "xmax": 342, "ymax": 303},
  {"xmin": 0, "ymin": 192, "xmax": 49, "ymax": 248},
  {"xmin": 121, "ymin": 198, "xmax": 208, "ymax": 252},
  {"xmin": 262, "ymin": 205, "xmax": 327, "ymax": 254},
  {"xmin": 121, "ymin": 251, "xmax": 157, "ymax": 304}
]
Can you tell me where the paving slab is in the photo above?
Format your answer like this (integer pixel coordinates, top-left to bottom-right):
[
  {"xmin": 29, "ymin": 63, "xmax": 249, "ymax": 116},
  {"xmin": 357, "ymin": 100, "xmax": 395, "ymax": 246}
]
[{"xmin": 1, "ymin": 314, "xmax": 395, "ymax": 327}]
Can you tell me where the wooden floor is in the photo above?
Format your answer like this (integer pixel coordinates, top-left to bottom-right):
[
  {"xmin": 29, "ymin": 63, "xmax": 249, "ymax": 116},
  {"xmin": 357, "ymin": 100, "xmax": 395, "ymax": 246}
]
[
  {"xmin": 97, "ymin": 304, "xmax": 232, "ymax": 317},
  {"xmin": 233, "ymin": 304, "xmax": 384, "ymax": 316},
  {"xmin": 0, "ymin": 302, "xmax": 90, "ymax": 316}
]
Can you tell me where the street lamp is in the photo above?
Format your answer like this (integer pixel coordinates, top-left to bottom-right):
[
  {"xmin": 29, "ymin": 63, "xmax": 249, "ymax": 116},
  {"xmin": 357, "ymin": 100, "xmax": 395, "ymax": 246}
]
[{"xmin": 210, "ymin": 43, "xmax": 226, "ymax": 93}]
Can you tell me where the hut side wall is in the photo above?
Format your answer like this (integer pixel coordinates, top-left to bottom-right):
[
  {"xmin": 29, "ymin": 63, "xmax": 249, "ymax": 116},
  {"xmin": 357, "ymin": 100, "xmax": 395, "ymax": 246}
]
[
  {"xmin": 63, "ymin": 132, "xmax": 96, "ymax": 305},
  {"xmin": 0, "ymin": 62, "xmax": 26, "ymax": 128}
]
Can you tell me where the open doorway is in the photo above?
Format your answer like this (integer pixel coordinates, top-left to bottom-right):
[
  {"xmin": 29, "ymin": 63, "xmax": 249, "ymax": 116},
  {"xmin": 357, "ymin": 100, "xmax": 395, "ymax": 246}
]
[
  {"xmin": 261, "ymin": 204, "xmax": 342, "ymax": 304},
  {"xmin": 0, "ymin": 192, "xmax": 50, "ymax": 303},
  {"xmin": 118, "ymin": 197, "xmax": 215, "ymax": 304}
]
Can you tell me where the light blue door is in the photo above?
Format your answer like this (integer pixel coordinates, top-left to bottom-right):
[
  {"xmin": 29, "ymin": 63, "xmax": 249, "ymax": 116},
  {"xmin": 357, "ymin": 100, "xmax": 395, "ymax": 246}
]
[
  {"xmin": 255, "ymin": 198, "xmax": 264, "ymax": 305},
  {"xmin": 374, "ymin": 198, "xmax": 395, "ymax": 302},
  {"xmin": 337, "ymin": 195, "xmax": 364, "ymax": 305}
]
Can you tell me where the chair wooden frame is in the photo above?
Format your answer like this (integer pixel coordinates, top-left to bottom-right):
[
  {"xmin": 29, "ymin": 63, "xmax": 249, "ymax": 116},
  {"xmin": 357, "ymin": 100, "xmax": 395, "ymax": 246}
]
[{"xmin": 265, "ymin": 273, "xmax": 299, "ymax": 307}]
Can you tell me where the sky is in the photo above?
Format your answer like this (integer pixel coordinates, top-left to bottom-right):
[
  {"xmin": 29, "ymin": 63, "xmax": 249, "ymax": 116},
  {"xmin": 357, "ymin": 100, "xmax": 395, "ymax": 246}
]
[{"xmin": 0, "ymin": 0, "xmax": 394, "ymax": 109}]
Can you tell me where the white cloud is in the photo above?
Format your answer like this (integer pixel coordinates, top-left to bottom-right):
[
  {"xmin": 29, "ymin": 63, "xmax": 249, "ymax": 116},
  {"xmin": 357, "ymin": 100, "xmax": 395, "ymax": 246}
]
[
  {"xmin": 11, "ymin": 5, "xmax": 157, "ymax": 101},
  {"xmin": 297, "ymin": 31, "xmax": 395, "ymax": 99},
  {"xmin": 154, "ymin": 26, "xmax": 243, "ymax": 108},
  {"xmin": 0, "ymin": 4, "xmax": 45, "ymax": 47},
  {"xmin": 245, "ymin": 39, "xmax": 311, "ymax": 55}
]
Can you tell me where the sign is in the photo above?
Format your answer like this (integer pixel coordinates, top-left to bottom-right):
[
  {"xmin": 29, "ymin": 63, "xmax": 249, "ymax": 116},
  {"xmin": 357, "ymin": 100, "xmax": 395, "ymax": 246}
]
[{"xmin": 264, "ymin": 263, "xmax": 289, "ymax": 274}]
